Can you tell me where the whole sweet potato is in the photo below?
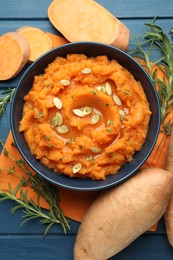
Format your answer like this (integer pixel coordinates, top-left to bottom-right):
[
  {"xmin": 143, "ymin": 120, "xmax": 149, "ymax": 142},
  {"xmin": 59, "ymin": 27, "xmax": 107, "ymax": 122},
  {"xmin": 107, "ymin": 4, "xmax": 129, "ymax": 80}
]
[
  {"xmin": 164, "ymin": 131, "xmax": 173, "ymax": 246},
  {"xmin": 74, "ymin": 168, "xmax": 173, "ymax": 260}
]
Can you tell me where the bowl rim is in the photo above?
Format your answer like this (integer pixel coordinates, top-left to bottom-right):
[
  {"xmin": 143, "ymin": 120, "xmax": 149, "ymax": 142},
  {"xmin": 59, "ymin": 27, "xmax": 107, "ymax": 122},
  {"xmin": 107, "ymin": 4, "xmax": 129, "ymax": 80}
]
[{"xmin": 10, "ymin": 41, "xmax": 161, "ymax": 191}]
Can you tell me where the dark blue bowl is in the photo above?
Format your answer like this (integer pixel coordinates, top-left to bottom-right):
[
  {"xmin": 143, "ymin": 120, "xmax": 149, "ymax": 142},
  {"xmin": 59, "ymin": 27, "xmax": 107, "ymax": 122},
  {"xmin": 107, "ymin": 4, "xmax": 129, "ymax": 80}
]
[{"xmin": 11, "ymin": 42, "xmax": 160, "ymax": 191}]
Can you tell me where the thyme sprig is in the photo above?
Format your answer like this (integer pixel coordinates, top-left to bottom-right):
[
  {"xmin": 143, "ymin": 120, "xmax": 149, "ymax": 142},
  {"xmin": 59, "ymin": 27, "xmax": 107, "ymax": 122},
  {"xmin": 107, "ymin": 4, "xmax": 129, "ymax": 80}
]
[
  {"xmin": 0, "ymin": 88, "xmax": 15, "ymax": 118},
  {"xmin": 0, "ymin": 140, "xmax": 70, "ymax": 236},
  {"xmin": 131, "ymin": 17, "xmax": 173, "ymax": 135}
]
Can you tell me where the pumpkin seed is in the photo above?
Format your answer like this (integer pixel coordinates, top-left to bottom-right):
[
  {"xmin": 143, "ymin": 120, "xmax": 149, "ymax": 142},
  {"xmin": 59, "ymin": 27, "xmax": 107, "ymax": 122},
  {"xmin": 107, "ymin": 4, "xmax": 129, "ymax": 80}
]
[
  {"xmin": 57, "ymin": 113, "xmax": 63, "ymax": 126},
  {"xmin": 91, "ymin": 114, "xmax": 100, "ymax": 124},
  {"xmin": 113, "ymin": 94, "xmax": 122, "ymax": 106},
  {"xmin": 119, "ymin": 109, "xmax": 125, "ymax": 121},
  {"xmin": 82, "ymin": 106, "xmax": 93, "ymax": 115},
  {"xmin": 60, "ymin": 79, "xmax": 70, "ymax": 86},
  {"xmin": 52, "ymin": 112, "xmax": 63, "ymax": 127},
  {"xmin": 90, "ymin": 146, "xmax": 101, "ymax": 153},
  {"xmin": 72, "ymin": 163, "xmax": 82, "ymax": 173},
  {"xmin": 81, "ymin": 68, "xmax": 92, "ymax": 74},
  {"xmin": 96, "ymin": 86, "xmax": 106, "ymax": 92},
  {"xmin": 53, "ymin": 97, "xmax": 62, "ymax": 109},
  {"xmin": 52, "ymin": 116, "xmax": 58, "ymax": 127},
  {"xmin": 57, "ymin": 125, "xmax": 69, "ymax": 134},
  {"xmin": 72, "ymin": 109, "xmax": 85, "ymax": 117},
  {"xmin": 105, "ymin": 82, "xmax": 112, "ymax": 96}
]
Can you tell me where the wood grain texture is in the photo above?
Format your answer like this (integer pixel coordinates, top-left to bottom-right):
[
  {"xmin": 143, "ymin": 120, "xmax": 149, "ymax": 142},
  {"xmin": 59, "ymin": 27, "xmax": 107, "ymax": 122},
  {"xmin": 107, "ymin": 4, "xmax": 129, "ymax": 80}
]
[
  {"xmin": 0, "ymin": 100, "xmax": 11, "ymax": 143},
  {"xmin": 0, "ymin": 0, "xmax": 173, "ymax": 18},
  {"xmin": 0, "ymin": 19, "xmax": 172, "ymax": 89},
  {"xmin": 0, "ymin": 235, "xmax": 173, "ymax": 260}
]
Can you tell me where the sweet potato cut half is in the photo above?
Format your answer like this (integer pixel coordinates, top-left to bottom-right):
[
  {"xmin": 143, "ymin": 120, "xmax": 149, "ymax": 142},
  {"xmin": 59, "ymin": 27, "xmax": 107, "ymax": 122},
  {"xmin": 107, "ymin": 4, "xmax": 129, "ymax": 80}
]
[
  {"xmin": 48, "ymin": 0, "xmax": 130, "ymax": 52},
  {"xmin": 74, "ymin": 168, "xmax": 173, "ymax": 260},
  {"xmin": 0, "ymin": 32, "xmax": 30, "ymax": 80},
  {"xmin": 16, "ymin": 26, "xmax": 52, "ymax": 63},
  {"xmin": 46, "ymin": 32, "xmax": 69, "ymax": 48}
]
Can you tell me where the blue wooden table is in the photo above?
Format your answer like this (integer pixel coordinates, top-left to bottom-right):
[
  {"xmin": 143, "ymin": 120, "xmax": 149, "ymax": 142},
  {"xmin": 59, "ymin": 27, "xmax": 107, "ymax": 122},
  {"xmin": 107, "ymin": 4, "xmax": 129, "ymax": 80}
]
[{"xmin": 0, "ymin": 1, "xmax": 173, "ymax": 259}]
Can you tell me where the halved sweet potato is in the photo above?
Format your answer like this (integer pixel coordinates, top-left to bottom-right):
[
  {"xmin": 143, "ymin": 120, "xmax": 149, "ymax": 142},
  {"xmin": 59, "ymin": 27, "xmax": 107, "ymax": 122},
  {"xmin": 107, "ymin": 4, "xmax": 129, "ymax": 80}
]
[
  {"xmin": 48, "ymin": 0, "xmax": 130, "ymax": 52},
  {"xmin": 16, "ymin": 26, "xmax": 52, "ymax": 62},
  {"xmin": 46, "ymin": 32, "xmax": 69, "ymax": 48},
  {"xmin": 0, "ymin": 32, "xmax": 30, "ymax": 80}
]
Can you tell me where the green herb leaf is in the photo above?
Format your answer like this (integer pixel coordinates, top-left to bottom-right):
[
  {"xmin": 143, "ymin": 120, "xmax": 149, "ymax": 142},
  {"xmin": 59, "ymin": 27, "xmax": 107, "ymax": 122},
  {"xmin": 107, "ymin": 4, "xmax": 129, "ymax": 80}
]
[
  {"xmin": 131, "ymin": 17, "xmax": 173, "ymax": 136},
  {"xmin": 0, "ymin": 88, "xmax": 15, "ymax": 118},
  {"xmin": 0, "ymin": 141, "xmax": 70, "ymax": 236}
]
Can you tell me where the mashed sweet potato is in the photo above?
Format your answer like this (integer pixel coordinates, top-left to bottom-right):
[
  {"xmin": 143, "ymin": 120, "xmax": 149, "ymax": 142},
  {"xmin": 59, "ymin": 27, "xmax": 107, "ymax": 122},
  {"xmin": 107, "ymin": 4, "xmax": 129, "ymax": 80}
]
[{"xmin": 20, "ymin": 54, "xmax": 151, "ymax": 180}]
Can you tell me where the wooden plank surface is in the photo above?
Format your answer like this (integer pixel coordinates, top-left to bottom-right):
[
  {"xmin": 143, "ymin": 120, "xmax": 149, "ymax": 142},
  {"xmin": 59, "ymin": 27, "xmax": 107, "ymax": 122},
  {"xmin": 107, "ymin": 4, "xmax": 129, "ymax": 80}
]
[
  {"xmin": 0, "ymin": 0, "xmax": 173, "ymax": 259},
  {"xmin": 1, "ymin": 235, "xmax": 173, "ymax": 260},
  {"xmin": 0, "ymin": 0, "xmax": 173, "ymax": 18},
  {"xmin": 0, "ymin": 18, "xmax": 172, "ymax": 89}
]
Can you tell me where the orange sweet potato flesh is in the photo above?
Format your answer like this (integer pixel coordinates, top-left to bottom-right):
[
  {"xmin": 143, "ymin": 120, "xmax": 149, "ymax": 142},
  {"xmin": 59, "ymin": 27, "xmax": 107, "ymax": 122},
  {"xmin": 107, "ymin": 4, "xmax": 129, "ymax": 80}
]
[
  {"xmin": 16, "ymin": 26, "xmax": 52, "ymax": 62},
  {"xmin": 0, "ymin": 32, "xmax": 30, "ymax": 80},
  {"xmin": 46, "ymin": 32, "xmax": 69, "ymax": 48},
  {"xmin": 74, "ymin": 168, "xmax": 173, "ymax": 260},
  {"xmin": 48, "ymin": 0, "xmax": 130, "ymax": 52}
]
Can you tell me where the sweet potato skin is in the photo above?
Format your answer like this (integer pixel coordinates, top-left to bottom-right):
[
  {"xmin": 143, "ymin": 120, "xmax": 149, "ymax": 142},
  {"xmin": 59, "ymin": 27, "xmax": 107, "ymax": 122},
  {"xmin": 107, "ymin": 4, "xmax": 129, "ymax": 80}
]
[
  {"xmin": 164, "ymin": 131, "xmax": 173, "ymax": 246},
  {"xmin": 112, "ymin": 20, "xmax": 130, "ymax": 52},
  {"xmin": 74, "ymin": 168, "xmax": 173, "ymax": 260},
  {"xmin": 165, "ymin": 194, "xmax": 173, "ymax": 246},
  {"xmin": 46, "ymin": 32, "xmax": 69, "ymax": 48}
]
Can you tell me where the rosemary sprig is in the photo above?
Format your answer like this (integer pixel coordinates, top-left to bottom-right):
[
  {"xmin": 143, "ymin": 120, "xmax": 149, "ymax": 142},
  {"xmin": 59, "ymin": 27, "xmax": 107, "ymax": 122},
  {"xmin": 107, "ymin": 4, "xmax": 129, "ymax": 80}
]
[
  {"xmin": 0, "ymin": 88, "xmax": 15, "ymax": 118},
  {"xmin": 0, "ymin": 140, "xmax": 70, "ymax": 236},
  {"xmin": 14, "ymin": 158, "xmax": 70, "ymax": 233},
  {"xmin": 0, "ymin": 184, "xmax": 65, "ymax": 237},
  {"xmin": 131, "ymin": 17, "xmax": 173, "ymax": 135}
]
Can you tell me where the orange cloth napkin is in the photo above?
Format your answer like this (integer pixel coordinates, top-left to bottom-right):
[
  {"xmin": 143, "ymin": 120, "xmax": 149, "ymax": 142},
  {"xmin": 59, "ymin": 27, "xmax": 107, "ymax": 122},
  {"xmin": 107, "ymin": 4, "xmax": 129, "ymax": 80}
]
[
  {"xmin": 0, "ymin": 131, "xmax": 100, "ymax": 222},
  {"xmin": 0, "ymin": 62, "xmax": 172, "ymax": 225}
]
